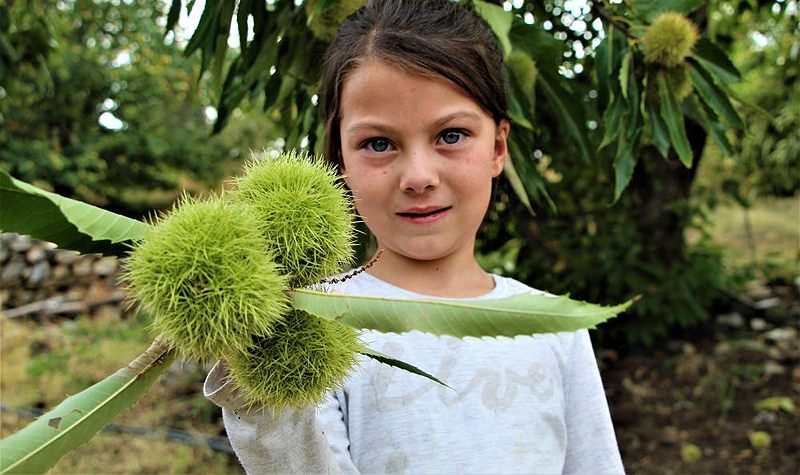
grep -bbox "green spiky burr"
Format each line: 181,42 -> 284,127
641,12 -> 699,68
226,309 -> 362,409
232,151 -> 355,287
123,195 -> 288,361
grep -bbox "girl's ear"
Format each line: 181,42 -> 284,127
491,119 -> 511,177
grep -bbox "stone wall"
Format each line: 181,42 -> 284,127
0,233 -> 127,319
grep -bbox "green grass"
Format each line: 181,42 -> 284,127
689,195 -> 799,280
0,314 -> 243,474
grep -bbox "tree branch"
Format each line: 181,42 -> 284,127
593,3 -> 637,40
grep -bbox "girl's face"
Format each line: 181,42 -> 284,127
339,59 -> 509,265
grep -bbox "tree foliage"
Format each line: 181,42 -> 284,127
706,0 -> 799,200
165,0 -> 762,346
0,0 -> 269,217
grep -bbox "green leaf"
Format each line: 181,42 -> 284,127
509,21 -> 566,73
502,156 -> 536,217
0,341 -> 176,475
623,63 -> 642,142
165,0 -> 182,34
184,0 -> 220,58
599,92 -> 625,150
754,397 -> 796,414
237,0 -> 254,51
630,0 -> 704,21
691,96 -> 735,157
290,290 -> 632,338
473,0 -> 513,56
619,50 -> 633,100
692,38 -> 741,85
0,170 -> 148,256
211,0 -> 236,94
538,71 -> 593,163
646,96 -> 671,158
613,135 -> 637,203
359,348 -> 451,388
687,61 -> 743,129
507,99 -> 535,130
657,71 -> 693,167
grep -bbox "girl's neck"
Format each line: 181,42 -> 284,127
363,248 -> 494,298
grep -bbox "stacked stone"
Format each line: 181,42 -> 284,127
0,233 -> 126,319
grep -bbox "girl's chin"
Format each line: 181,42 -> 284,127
378,242 -> 461,263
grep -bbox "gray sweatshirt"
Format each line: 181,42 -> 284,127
204,273 -> 625,474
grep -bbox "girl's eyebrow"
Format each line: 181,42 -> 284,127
432,111 -> 482,129
345,110 -> 482,136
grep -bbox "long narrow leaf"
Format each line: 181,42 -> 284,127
359,348 -> 451,388
0,341 -> 176,475
688,61 -> 743,128
599,92 -> 625,150
502,158 -> 536,217
657,71 -> 693,168
646,90 -> 671,158
0,170 -> 148,256
473,0 -> 513,56
538,71 -> 592,163
291,290 -> 632,338
692,38 -> 741,85
613,135 -> 637,203
165,0 -> 182,33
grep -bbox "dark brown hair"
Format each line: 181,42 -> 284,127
319,0 -> 509,169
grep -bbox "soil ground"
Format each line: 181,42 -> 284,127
605,278 -> 799,474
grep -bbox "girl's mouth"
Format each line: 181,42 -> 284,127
397,206 -> 452,223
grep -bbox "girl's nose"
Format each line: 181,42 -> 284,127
398,149 -> 440,193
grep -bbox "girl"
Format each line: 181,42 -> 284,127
205,0 -> 624,473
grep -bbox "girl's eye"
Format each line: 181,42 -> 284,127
365,138 -> 391,153
440,129 -> 465,145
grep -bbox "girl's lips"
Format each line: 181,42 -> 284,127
396,206 -> 452,224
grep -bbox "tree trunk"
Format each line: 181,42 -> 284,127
628,119 -> 707,264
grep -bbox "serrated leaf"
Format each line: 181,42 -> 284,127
687,61 -> 743,129
600,93 -> 625,150
657,71 -> 693,167
691,96 -> 735,157
473,0 -> 513,56
623,65 -> 642,142
613,134 -> 637,202
0,341 -> 176,475
290,290 -> 632,338
359,348 -> 451,388
0,170 -> 148,256
646,96 -> 671,158
692,38 -> 741,85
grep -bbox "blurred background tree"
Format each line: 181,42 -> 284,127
1,0 -> 796,348
0,0 -> 278,217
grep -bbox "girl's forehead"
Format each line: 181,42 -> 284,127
339,59 -> 487,123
